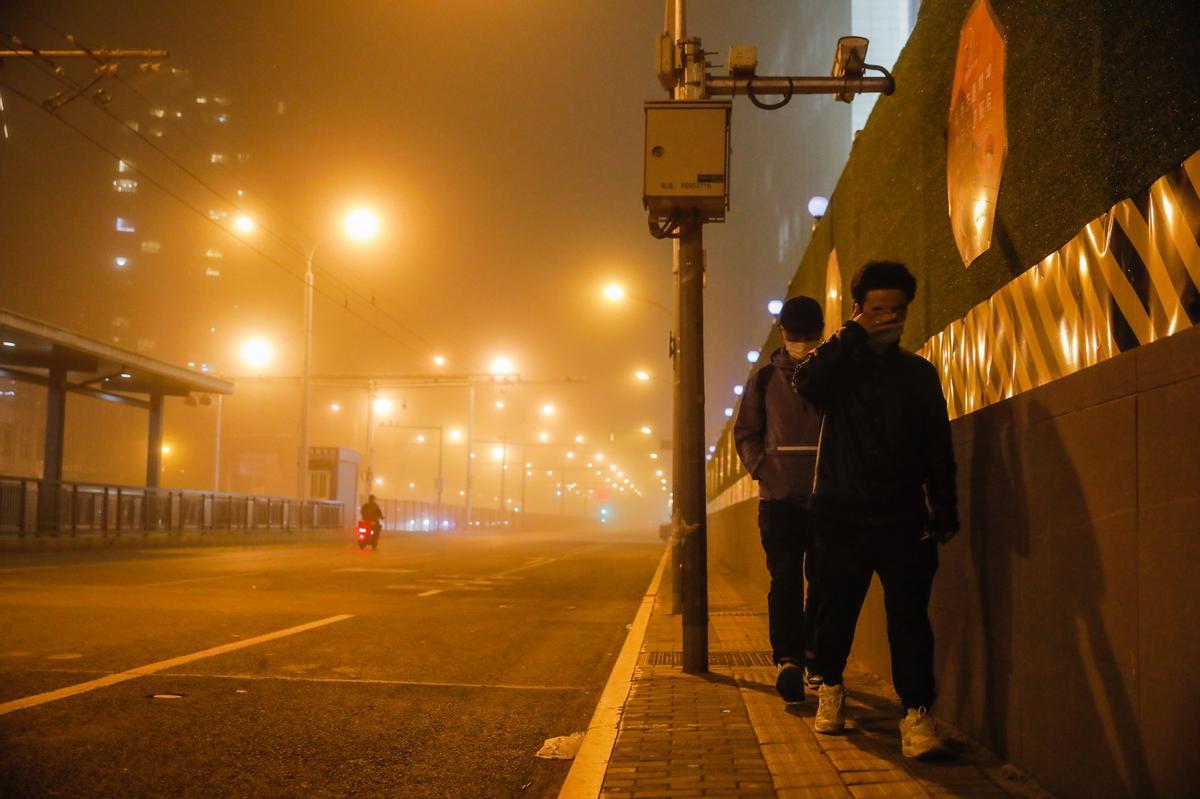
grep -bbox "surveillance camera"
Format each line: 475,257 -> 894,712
831,36 -> 869,102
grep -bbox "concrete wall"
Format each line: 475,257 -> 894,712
707,324 -> 1200,798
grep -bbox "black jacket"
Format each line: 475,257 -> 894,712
790,321 -> 958,531
734,348 -> 823,504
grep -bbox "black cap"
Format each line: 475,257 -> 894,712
779,296 -> 823,337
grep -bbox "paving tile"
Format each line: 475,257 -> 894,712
775,787 -> 854,799
600,568 -> 1042,799
847,783 -> 931,798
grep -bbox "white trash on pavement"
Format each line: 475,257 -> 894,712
536,732 -> 585,760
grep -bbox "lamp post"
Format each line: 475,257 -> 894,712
299,206 -> 382,506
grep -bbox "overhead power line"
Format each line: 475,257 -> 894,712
0,77 -> 427,358
3,25 -> 438,356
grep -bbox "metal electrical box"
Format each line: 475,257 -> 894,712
643,100 -> 731,223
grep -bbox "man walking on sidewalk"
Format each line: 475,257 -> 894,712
790,261 -> 958,759
734,296 -> 825,703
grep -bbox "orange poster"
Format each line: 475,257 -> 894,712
947,0 -> 1007,268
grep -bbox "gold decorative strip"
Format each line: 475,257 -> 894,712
919,149 -> 1200,419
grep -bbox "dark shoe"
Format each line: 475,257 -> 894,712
775,661 -> 806,702
805,668 -> 824,692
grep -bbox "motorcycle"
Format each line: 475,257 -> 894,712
355,519 -> 381,550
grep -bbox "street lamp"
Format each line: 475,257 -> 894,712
239,337 -> 274,371
234,214 -> 255,234
344,207 -> 381,242
300,205 -> 382,503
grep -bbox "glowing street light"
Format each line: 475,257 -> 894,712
634,370 -> 651,382
433,355 -> 446,367
767,299 -> 783,316
343,207 -> 381,243
448,428 -> 463,442
602,283 -> 626,303
490,356 -> 516,375
640,426 -> 653,435
234,214 -> 255,234
330,402 -> 341,412
538,431 -> 550,443
239,337 -> 273,370
541,403 -> 556,416
746,349 -> 760,363
373,397 -> 394,414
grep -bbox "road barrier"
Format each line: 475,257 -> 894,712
0,474 -> 342,538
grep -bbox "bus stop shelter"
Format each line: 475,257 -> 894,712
0,309 -> 233,490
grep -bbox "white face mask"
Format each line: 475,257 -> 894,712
867,322 -> 905,352
784,340 -> 818,361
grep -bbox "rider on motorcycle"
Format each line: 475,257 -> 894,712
360,494 -> 384,537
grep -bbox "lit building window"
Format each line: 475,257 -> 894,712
117,159 -> 131,173
140,240 -> 161,254
114,257 -> 129,269
212,96 -> 229,106
210,153 -> 226,164
113,178 -> 138,193
116,217 -> 135,233
196,96 -> 208,104
205,248 -> 223,259
150,128 -> 164,138
126,120 -> 139,132
215,114 -> 229,124
149,107 -> 165,118
205,267 -> 221,278
236,152 -> 249,162
207,210 -> 228,220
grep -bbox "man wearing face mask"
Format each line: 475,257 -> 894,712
734,295 -> 825,703
790,261 -> 958,760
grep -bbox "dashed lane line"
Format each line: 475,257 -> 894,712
416,589 -> 444,597
0,614 -> 353,717
137,572 -> 259,588
164,672 -> 589,692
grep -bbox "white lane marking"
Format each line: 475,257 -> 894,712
557,548 -> 667,799
0,614 -> 353,717
137,573 -> 256,588
331,568 -> 418,574
416,589 -> 443,597
163,672 -> 587,692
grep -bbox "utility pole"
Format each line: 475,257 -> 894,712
647,0 -> 894,674
465,384 -> 475,528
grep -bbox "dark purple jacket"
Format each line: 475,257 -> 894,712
734,348 -> 823,504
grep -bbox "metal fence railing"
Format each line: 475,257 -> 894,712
0,475 -> 343,537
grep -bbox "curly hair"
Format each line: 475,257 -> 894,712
850,261 -> 917,305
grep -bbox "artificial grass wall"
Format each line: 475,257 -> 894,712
784,0 -> 1200,347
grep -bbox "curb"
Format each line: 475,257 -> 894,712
557,547 -> 668,799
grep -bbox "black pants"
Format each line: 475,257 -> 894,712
811,520 -> 938,710
757,500 -> 818,667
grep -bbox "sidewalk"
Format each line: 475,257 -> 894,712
596,567 -> 1051,799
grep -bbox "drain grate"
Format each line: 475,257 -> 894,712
644,650 -> 774,667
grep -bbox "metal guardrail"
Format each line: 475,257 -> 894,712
0,475 -> 343,537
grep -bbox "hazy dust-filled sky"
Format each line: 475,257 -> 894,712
0,1 -> 846,518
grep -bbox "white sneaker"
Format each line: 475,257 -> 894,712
900,707 -> 947,759
814,683 -> 846,733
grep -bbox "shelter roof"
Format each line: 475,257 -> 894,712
0,309 -> 233,399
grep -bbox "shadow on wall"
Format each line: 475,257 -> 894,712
944,395 -> 1155,797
